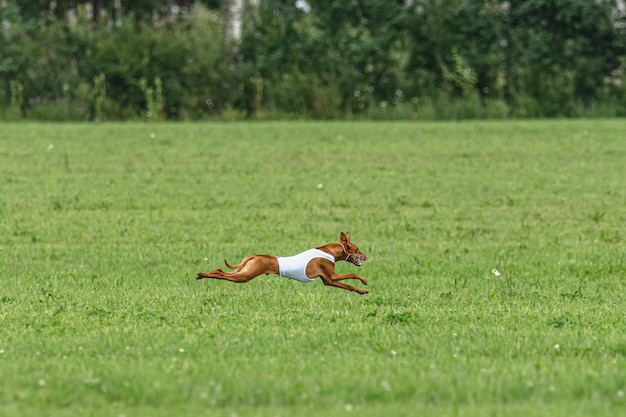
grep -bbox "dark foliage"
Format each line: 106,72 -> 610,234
1,0 -> 624,120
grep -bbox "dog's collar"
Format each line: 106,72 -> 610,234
340,243 -> 351,261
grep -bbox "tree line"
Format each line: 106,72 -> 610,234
1,0 -> 625,121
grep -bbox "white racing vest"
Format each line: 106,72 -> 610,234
277,248 -> 335,283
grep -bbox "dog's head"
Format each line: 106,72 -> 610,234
340,232 -> 368,267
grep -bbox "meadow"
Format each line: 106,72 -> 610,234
0,120 -> 625,416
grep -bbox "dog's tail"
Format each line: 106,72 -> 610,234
224,256 -> 254,270
224,259 -> 237,269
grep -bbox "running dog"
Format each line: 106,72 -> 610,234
196,232 -> 369,294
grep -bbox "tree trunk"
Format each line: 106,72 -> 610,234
223,0 -> 244,43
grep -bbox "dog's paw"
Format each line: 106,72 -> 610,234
359,289 -> 369,295
196,272 -> 206,280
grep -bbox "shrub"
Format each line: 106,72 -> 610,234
26,99 -> 88,121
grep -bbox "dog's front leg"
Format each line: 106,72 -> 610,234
321,277 -> 369,294
330,273 -> 368,286
307,260 -> 369,294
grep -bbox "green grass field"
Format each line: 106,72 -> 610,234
1,120 -> 625,416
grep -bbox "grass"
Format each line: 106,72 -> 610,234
1,120 -> 625,416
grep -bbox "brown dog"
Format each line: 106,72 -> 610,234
197,232 -> 369,294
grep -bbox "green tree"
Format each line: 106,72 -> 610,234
506,0 -> 625,114
403,1 -> 507,99
239,0 -> 410,115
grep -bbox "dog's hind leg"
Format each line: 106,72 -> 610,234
196,269 -> 255,283
197,255 -> 279,283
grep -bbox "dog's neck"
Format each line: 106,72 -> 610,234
317,243 -> 350,262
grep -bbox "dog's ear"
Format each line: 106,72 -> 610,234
340,232 -> 350,244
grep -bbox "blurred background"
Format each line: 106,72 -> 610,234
1,0 -> 625,121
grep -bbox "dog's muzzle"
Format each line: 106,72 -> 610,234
351,254 -> 368,267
